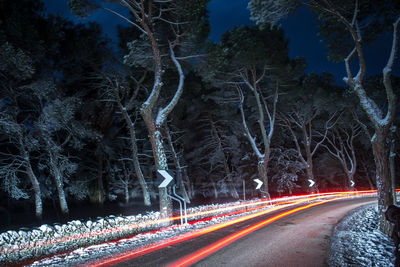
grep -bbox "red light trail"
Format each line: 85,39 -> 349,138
84,191 -> 376,266
167,195 -> 354,267
5,190 -> 378,267
83,197 -> 322,267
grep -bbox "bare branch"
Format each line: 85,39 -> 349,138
102,7 -> 147,36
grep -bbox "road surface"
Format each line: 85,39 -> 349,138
110,197 -> 375,267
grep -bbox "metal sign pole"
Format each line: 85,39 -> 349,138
167,191 -> 183,225
173,185 -> 187,224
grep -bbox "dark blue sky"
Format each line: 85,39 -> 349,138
207,0 -> 397,84
43,0 -> 397,84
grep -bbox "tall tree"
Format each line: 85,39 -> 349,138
323,119 -> 361,190
278,73 -> 340,192
98,71 -> 152,206
69,0 -> 210,219
203,25 -> 304,198
248,0 -> 400,227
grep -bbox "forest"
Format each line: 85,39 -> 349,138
0,0 -> 399,231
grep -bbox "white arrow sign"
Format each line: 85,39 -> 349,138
350,180 -> 355,187
308,179 -> 315,187
158,170 -> 173,188
254,178 -> 263,190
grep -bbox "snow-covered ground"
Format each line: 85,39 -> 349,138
328,204 -> 396,267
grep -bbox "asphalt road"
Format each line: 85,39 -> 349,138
113,197 -> 376,267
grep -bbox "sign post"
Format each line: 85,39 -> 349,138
157,170 -> 187,225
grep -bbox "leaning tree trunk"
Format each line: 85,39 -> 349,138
25,163 -> 42,221
165,125 -> 190,203
117,94 -> 151,206
183,168 -> 193,200
48,151 -> 69,216
130,130 -> 151,206
53,169 -> 69,216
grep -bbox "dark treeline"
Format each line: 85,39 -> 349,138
0,0 -> 399,229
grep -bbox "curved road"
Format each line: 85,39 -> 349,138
109,197 -> 375,267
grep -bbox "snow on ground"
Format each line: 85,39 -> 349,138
328,204 -> 396,267
27,200 -> 273,266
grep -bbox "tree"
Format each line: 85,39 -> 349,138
279,104 -> 336,192
164,123 -> 191,202
323,119 -> 361,190
203,25 -> 303,198
0,111 -> 42,220
69,0 -> 210,220
99,71 -> 152,206
248,0 -> 400,228
0,8 -> 43,218
269,148 -> 303,195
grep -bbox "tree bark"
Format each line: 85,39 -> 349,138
372,132 -> 394,213
121,104 -> 151,206
165,125 -> 190,203
97,155 -> 105,206
258,160 -> 270,198
48,150 -> 69,216
25,163 -> 42,221
389,135 -> 396,202
143,123 -> 172,221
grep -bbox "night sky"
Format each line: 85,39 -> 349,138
42,0 -> 397,84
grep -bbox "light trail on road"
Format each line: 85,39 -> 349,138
4,190 -> 377,257
85,191 -> 376,266
84,196 -> 322,267
167,195 -> 353,267
9,190 -> 377,267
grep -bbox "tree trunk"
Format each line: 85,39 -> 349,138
131,147 -> 151,206
118,100 -> 151,206
164,125 -> 190,203
146,126 -> 172,221
48,151 -> 69,216
183,168 -> 193,200
223,158 -> 239,199
97,155 -> 105,206
124,180 -> 130,204
305,162 -> 318,193
210,176 -> 218,199
54,172 -> 69,215
258,160 -> 270,199
389,137 -> 396,202
372,133 -> 394,217
343,169 -> 355,191
25,164 -> 42,221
